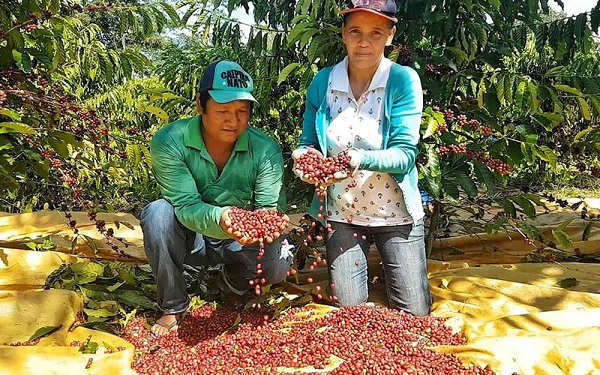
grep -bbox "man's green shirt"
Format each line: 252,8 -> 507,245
150,115 -> 285,239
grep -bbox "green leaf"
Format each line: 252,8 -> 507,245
523,193 -> 546,206
582,221 -> 594,241
426,146 -> 441,177
473,161 -> 496,195
554,84 -> 582,96
78,336 -> 99,354
115,220 -> 135,230
519,223 -> 541,240
455,171 -> 478,198
441,178 -> 460,201
71,262 -> 105,281
505,140 -> 524,164
118,290 -> 155,309
47,136 -> 69,158
419,164 -> 441,200
557,218 -> 575,232
501,198 -> 517,218
511,195 -> 536,218
287,22 -> 309,44
422,114 -> 438,139
0,122 -> 36,135
87,300 -> 119,313
516,125 -> 538,143
540,112 -> 563,125
29,324 -> 63,342
496,74 -> 505,105
477,77 -> 486,108
577,97 -> 591,120
521,143 -> 535,163
515,80 -> 527,110
106,280 -> 126,292
84,308 -> 118,318
488,0 -> 500,8
553,277 -> 579,288
13,50 -> 32,73
25,242 -> 38,250
79,287 -> 114,302
159,1 -> 180,23
574,127 -> 594,141
0,109 -> 21,121
537,145 -> 557,169
277,63 -> 300,85
552,229 -> 573,249
445,46 -> 468,64
32,160 -> 49,179
145,105 -> 169,122
51,130 -> 83,148
117,267 -> 137,286
527,82 -> 539,113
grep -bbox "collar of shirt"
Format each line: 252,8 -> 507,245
183,115 -> 250,154
330,56 -> 393,94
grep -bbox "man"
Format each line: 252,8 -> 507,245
140,60 -> 293,336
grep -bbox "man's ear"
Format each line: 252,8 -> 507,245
196,93 -> 203,115
386,26 -> 396,46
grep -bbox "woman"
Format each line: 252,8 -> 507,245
292,0 -> 431,315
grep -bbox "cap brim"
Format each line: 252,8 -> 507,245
339,8 -> 398,23
208,90 -> 257,104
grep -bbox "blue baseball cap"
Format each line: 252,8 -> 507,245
340,0 -> 398,23
199,60 -> 257,104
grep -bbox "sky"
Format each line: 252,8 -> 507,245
230,4 -> 255,40
549,0 -> 597,15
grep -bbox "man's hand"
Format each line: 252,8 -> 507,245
291,148 -> 323,185
220,208 -> 290,245
220,208 -> 256,245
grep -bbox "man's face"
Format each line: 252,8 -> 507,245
342,12 -> 395,71
198,96 -> 251,146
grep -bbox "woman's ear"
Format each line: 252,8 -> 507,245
386,25 -> 396,46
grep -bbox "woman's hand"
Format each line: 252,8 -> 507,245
331,149 -> 361,181
291,148 -> 323,185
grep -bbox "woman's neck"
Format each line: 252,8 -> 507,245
346,57 -> 382,100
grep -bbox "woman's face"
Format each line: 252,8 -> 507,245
342,12 -> 396,71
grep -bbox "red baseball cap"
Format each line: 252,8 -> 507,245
339,0 -> 398,23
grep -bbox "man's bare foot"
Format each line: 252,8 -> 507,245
151,313 -> 183,336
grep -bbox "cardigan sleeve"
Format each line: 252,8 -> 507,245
298,69 -> 331,152
357,65 -> 423,175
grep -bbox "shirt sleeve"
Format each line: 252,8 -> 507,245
150,134 -> 230,239
358,66 -> 423,175
253,148 -> 285,211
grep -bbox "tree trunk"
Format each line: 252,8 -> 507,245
425,200 -> 441,259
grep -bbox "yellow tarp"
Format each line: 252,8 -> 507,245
0,212 -> 138,375
1,208 -> 600,375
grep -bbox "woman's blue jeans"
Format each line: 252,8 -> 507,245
140,199 -> 293,314
326,219 -> 432,316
